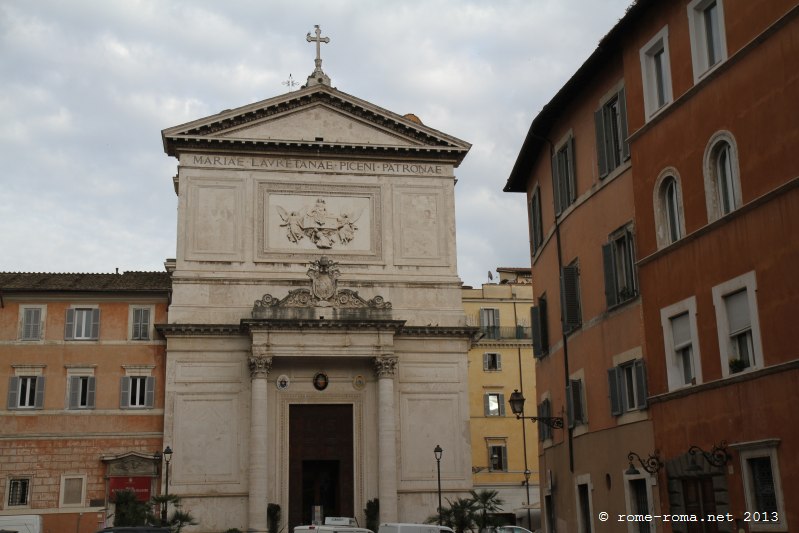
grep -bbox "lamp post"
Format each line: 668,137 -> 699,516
508,389 -> 564,428
523,468 -> 532,529
161,446 -> 173,526
434,445 -> 443,526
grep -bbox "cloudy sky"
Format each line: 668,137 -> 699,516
0,0 -> 631,287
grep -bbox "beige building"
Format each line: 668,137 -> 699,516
158,40 -> 476,532
462,268 -> 539,529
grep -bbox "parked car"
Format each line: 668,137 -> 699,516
379,524 -> 455,533
95,527 -> 172,533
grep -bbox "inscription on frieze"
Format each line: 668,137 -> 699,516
183,154 -> 449,176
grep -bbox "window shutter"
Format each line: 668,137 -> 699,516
33,377 -> 45,409
501,447 -> 508,471
566,136 -> 576,203
608,367 -> 622,416
483,394 -> 492,416
145,377 -> 155,408
120,377 -> 130,409
69,376 -> 80,409
531,306 -> 543,357
23,308 -> 41,340
618,87 -> 630,161
602,242 -> 619,308
566,381 -> 575,428
483,353 -> 489,370
65,309 -> 75,340
7,377 -> 19,410
496,354 -> 502,371
571,379 -> 584,424
90,309 -> 100,339
141,308 -> 150,339
87,377 -> 96,409
634,359 -> 648,409
132,308 -> 141,339
498,394 -> 506,416
561,265 -> 581,331
552,152 -> 562,215
542,399 -> 552,440
595,108 -> 608,178
536,400 -> 547,441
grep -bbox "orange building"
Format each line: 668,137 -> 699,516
506,1 -> 799,531
0,272 -> 170,533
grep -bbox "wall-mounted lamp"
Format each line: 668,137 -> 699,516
687,441 -> 730,470
626,450 -> 663,475
508,390 -> 564,429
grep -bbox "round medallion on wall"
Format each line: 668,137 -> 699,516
276,375 -> 290,391
313,372 -> 329,391
352,374 -> 366,391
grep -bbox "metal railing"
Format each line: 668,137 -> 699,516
479,326 -> 532,340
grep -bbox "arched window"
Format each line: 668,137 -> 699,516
703,131 -> 741,222
663,177 -> 682,243
654,168 -> 685,249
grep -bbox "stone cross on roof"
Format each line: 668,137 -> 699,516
305,25 -> 331,87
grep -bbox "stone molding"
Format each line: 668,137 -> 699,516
156,324 -> 243,337
374,356 -> 399,378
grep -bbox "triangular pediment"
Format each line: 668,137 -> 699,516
162,84 -> 470,164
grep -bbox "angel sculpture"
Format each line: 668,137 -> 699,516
276,206 -> 305,243
336,208 -> 364,245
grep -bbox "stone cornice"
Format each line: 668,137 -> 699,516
242,318 -> 406,332
398,326 -> 481,340
155,324 -> 243,337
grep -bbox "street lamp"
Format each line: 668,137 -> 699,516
161,446 -> 173,525
434,445 -> 443,526
523,469 -> 532,528
508,389 -> 564,428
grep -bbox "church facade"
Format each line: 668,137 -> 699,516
158,47 -> 475,531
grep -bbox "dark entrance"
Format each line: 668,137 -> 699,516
289,404 -> 354,530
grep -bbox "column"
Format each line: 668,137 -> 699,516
248,348 -> 272,533
374,356 -> 399,522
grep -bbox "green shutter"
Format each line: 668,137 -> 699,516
145,377 -> 155,408
69,376 -> 80,409
634,359 -> 648,409
595,108 -> 608,178
618,87 -> 630,161
561,265 -> 581,331
608,367 -> 622,416
120,377 -> 130,409
602,242 -> 619,308
566,137 -> 576,204
552,152 -> 562,215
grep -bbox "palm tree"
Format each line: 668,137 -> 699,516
469,489 -> 505,532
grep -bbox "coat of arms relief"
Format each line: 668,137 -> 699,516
276,198 -> 364,249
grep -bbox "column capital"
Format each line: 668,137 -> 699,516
249,349 -> 273,379
374,356 -> 399,378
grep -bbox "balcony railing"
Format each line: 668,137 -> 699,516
479,326 -> 532,340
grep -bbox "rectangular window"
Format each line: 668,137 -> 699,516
530,186 -> 544,254
670,313 -> 694,385
68,376 -> 96,410
688,0 -> 727,81
538,398 -> 553,441
483,352 -> 501,371
738,444 -> 786,530
480,308 -> 500,339
561,262 -> 582,333
603,226 -> 637,308
595,87 -> 630,178
640,27 -> 673,119
7,376 -> 45,410
131,307 -> 151,340
567,378 -> 586,428
7,477 -> 31,507
21,307 -> 43,340
531,296 -> 549,358
488,444 -> 508,472
552,136 -> 576,215
60,475 -> 85,507
484,392 -> 505,417
609,360 -> 647,416
65,308 -> 100,340
627,478 -> 653,533
713,272 -> 762,377
120,376 -> 155,409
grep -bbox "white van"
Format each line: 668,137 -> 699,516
294,519 -> 374,533
378,523 -> 455,533
0,514 -> 41,533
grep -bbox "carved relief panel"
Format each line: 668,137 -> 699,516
257,181 -> 382,262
